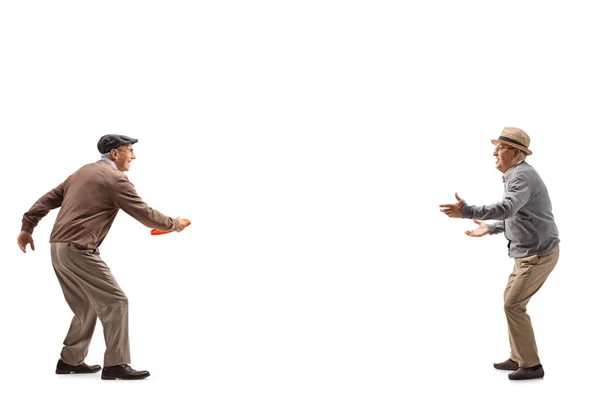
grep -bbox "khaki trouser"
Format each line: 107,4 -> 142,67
50,243 -> 130,367
504,246 -> 559,368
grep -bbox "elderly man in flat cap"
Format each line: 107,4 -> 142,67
439,127 -> 559,381
17,134 -> 188,380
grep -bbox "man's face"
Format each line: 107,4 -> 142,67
493,144 -> 520,173
111,144 -> 136,172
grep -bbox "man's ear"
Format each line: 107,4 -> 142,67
513,148 -> 521,159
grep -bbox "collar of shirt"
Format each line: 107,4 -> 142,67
101,156 -> 117,169
502,160 -> 526,182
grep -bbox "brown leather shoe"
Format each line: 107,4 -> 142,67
56,359 -> 101,374
493,358 -> 519,371
508,364 -> 544,380
101,364 -> 150,380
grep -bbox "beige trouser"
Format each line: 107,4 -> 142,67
504,246 -> 559,368
50,243 -> 130,367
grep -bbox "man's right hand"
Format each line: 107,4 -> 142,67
17,231 -> 35,253
174,217 -> 188,232
464,220 -> 489,237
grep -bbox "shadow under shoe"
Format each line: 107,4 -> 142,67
508,364 -> 544,380
493,358 -> 519,371
101,364 -> 150,380
56,359 -> 102,374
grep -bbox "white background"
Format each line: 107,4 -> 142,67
1,1 -> 598,399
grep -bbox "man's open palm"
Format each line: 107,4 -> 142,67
465,220 -> 489,237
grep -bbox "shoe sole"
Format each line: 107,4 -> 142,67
101,373 -> 151,380
56,370 -> 101,375
508,374 -> 544,380
494,367 -> 518,371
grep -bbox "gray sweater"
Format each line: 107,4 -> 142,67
461,161 -> 559,258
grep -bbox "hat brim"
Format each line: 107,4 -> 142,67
491,139 -> 532,155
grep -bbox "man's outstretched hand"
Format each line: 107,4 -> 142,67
17,231 -> 35,253
174,217 -> 189,232
464,220 -> 489,237
439,192 -> 466,218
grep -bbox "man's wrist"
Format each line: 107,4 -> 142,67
461,204 -> 474,219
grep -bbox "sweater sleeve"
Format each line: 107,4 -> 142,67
21,181 -> 66,234
462,175 -> 532,221
486,221 -> 505,234
111,175 -> 179,231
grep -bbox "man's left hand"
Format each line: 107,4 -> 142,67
439,192 -> 466,218
17,231 -> 35,253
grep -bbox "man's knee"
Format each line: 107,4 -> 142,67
105,295 -> 128,314
504,301 -> 525,314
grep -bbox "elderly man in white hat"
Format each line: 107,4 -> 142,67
439,127 -> 560,381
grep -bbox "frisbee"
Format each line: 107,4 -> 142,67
151,219 -> 191,235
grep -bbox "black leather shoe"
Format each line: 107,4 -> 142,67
493,358 -> 519,371
101,364 -> 150,380
508,364 -> 544,380
56,359 -> 101,374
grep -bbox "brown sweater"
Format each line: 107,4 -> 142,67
22,160 -> 178,250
